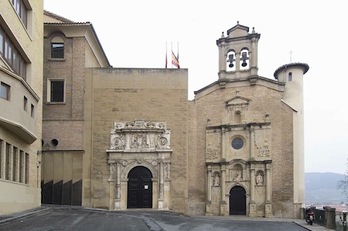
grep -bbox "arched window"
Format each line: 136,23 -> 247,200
226,50 -> 236,71
51,36 -> 64,59
240,48 -> 249,69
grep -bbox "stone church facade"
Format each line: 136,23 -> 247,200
42,12 -> 309,219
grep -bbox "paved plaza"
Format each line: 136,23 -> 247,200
0,206 -> 332,231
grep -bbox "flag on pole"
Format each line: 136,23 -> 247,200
171,51 -> 180,69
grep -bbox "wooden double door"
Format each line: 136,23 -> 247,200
127,166 -> 153,208
229,186 -> 246,215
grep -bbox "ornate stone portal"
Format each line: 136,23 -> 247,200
107,120 -> 172,210
205,122 -> 273,217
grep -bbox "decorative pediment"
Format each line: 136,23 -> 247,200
225,96 -> 250,108
109,120 -> 171,152
227,23 -> 249,38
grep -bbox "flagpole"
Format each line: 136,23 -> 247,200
165,42 -> 168,68
177,42 -> 180,69
171,41 -> 173,68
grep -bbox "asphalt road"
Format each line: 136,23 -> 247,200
0,206 -> 310,231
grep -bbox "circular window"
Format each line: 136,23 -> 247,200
232,137 -> 244,150
51,139 -> 59,146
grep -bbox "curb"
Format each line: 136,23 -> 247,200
0,206 -> 51,225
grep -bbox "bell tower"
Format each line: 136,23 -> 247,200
216,22 -> 261,80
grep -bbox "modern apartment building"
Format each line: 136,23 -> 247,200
0,0 -> 43,214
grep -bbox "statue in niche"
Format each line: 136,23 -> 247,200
234,170 -> 242,182
213,172 -> 220,186
256,172 -> 264,185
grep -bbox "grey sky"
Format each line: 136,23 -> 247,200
44,0 -> 348,174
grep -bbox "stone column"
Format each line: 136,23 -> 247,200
250,37 -> 258,75
108,160 -> 116,210
115,161 -> 121,210
207,165 -> 212,202
220,165 -> 227,216
235,52 -> 240,72
221,128 -> 226,160
206,165 -> 212,215
265,162 -> 272,217
265,163 -> 271,202
164,161 -> 171,210
158,161 -> 164,209
218,42 -> 226,72
249,126 -> 255,158
250,168 -> 255,202
249,166 -> 257,217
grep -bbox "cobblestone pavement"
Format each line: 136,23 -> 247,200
0,206 -> 334,231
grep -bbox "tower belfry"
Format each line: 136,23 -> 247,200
216,22 -> 260,80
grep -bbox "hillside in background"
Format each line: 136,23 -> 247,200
305,172 -> 347,205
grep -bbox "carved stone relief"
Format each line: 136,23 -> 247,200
253,129 -> 271,158
109,120 -> 171,152
206,143 -> 218,160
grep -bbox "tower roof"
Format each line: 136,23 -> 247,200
273,63 -> 309,79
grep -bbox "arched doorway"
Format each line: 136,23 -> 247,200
127,166 -> 153,208
229,186 -> 246,215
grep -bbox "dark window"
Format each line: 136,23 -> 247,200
51,43 -> 64,58
25,153 -> 29,184
12,147 -> 18,182
31,104 -> 34,117
19,150 -> 24,183
5,143 -> 10,180
288,72 -> 293,82
0,27 -> 3,56
0,140 -> 3,179
11,0 -> 28,27
24,96 -> 27,111
0,82 -> 10,100
232,137 -> 244,150
0,25 -> 26,79
50,80 -> 65,102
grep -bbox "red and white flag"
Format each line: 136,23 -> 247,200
171,51 -> 180,69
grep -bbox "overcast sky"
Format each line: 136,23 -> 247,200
44,0 -> 348,174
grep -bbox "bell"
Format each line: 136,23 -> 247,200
241,61 -> 247,67
227,54 -> 235,68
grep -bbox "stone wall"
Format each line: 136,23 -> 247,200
84,68 -> 189,213
190,78 -> 295,217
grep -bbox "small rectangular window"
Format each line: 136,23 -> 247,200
11,0 -> 28,27
0,82 -> 10,100
25,153 -> 29,184
0,27 -> 3,56
12,146 -> 18,182
50,80 -> 65,102
0,25 -> 26,79
31,104 -> 34,117
24,96 -> 27,111
19,150 -> 24,183
5,143 -> 10,180
0,140 -> 3,179
51,43 -> 64,58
